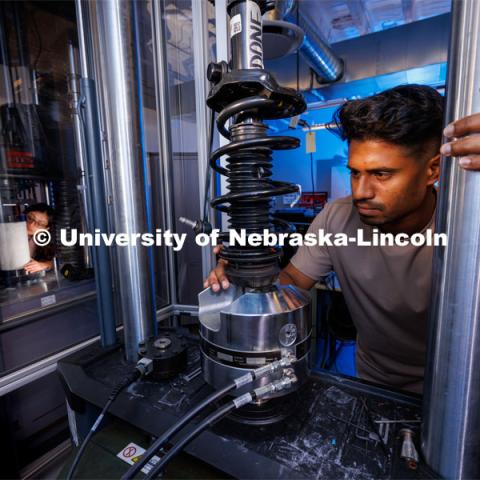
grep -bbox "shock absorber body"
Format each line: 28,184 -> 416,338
199,0 -> 312,418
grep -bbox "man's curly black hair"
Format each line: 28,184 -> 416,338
331,84 -> 444,158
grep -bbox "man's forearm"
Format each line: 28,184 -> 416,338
279,269 -> 297,285
278,263 -> 317,290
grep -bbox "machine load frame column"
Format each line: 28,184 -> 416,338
422,1 -> 480,478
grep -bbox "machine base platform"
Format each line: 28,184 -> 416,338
58,340 -> 437,479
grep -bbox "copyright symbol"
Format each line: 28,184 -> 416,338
33,229 -> 51,247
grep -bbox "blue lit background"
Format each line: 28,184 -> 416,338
266,61 -> 447,377
267,62 -> 447,203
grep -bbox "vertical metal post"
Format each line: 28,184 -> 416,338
74,0 -> 116,347
87,0 -> 156,361
214,0 -> 230,232
131,0 -> 158,334
192,0 -> 215,277
67,42 -> 92,269
422,1 -> 480,478
150,0 -> 177,306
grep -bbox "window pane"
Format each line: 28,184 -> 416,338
0,1 -> 98,374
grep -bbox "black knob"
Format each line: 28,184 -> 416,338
194,220 -> 212,235
138,340 -> 147,355
207,61 -> 226,84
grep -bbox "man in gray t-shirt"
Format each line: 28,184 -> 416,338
205,85 -> 480,394
290,194 -> 435,393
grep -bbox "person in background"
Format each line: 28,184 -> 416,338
24,203 -> 55,274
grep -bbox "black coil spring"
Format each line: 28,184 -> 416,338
210,96 -> 301,286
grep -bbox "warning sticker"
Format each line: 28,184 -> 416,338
117,442 -> 161,474
117,443 -> 144,465
230,14 -> 242,37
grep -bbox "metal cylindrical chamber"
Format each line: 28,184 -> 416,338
199,284 -> 311,398
87,0 -> 155,361
422,1 -> 480,478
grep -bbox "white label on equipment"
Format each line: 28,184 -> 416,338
41,294 -> 56,307
140,455 -> 161,475
117,442 -> 161,474
230,14 -> 242,37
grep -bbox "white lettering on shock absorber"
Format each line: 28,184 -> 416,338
248,1 -> 263,69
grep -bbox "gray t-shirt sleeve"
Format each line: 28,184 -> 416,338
290,204 -> 333,280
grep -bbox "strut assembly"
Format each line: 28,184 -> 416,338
198,0 -> 312,422
207,0 -> 306,288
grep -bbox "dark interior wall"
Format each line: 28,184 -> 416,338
0,372 -> 69,477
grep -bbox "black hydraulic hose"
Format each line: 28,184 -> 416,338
144,402 -> 237,480
121,382 -> 237,479
144,373 -> 297,480
66,369 -> 141,480
123,358 -> 293,478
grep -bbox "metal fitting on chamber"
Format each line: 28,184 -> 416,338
253,369 -> 298,398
